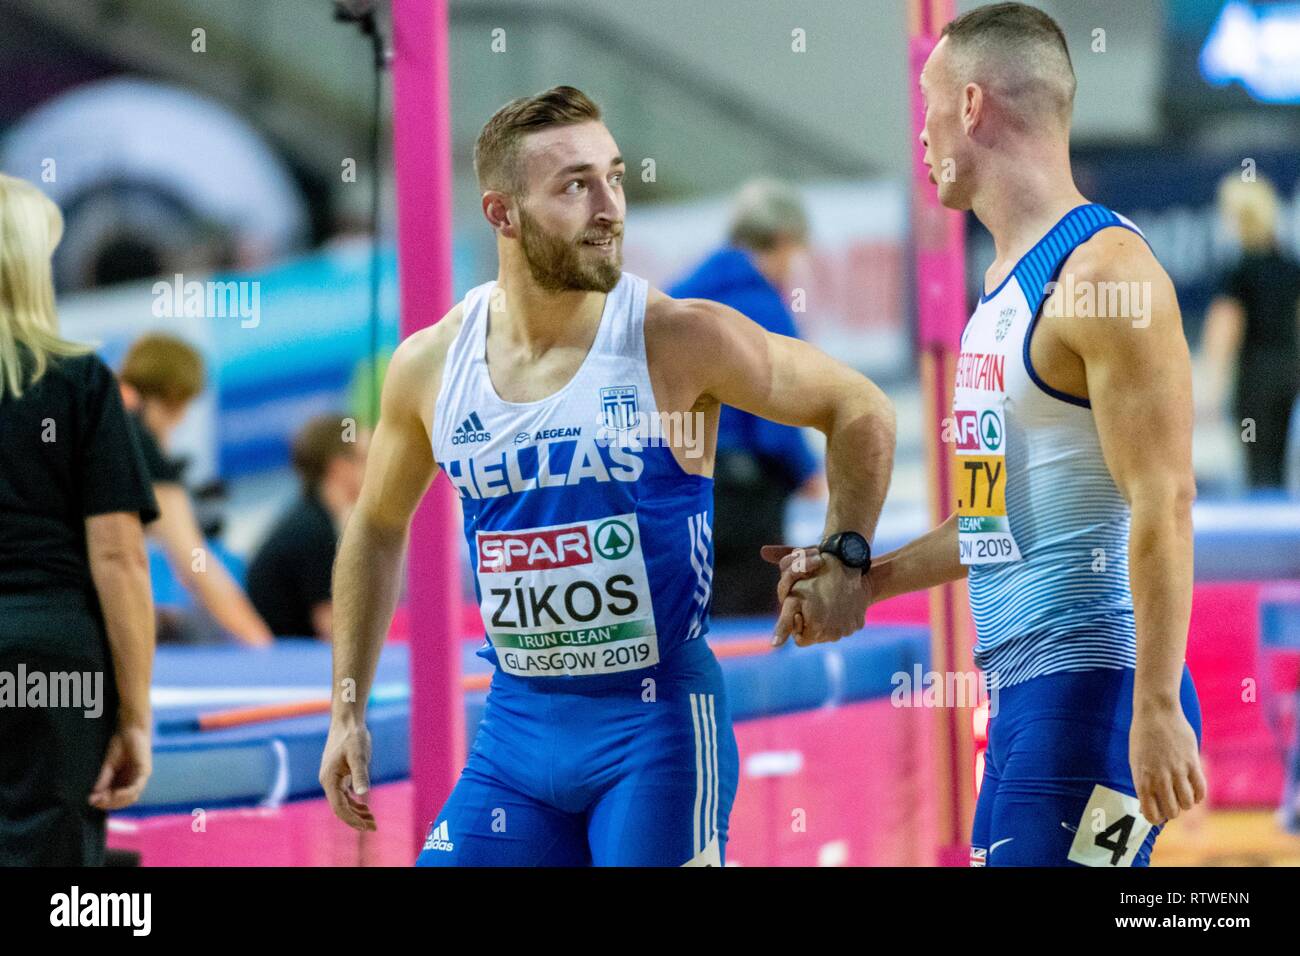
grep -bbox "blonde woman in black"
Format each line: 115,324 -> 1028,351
0,174 -> 158,865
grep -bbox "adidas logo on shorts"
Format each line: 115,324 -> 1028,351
451,411 -> 491,445
423,820 -> 454,852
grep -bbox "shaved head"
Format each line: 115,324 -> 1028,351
940,2 -> 1076,129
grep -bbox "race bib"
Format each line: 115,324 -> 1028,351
475,513 -> 659,677
953,396 -> 1021,565
1067,784 -> 1153,867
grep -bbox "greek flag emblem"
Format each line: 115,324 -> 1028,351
600,385 -> 639,430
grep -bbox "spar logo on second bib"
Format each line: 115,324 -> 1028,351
979,410 -> 1002,451
953,408 -> 1004,452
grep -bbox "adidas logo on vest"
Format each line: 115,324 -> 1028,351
423,820 -> 454,852
451,411 -> 491,445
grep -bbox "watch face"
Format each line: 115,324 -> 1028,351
841,535 -> 868,566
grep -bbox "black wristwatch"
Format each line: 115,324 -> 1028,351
819,531 -> 872,573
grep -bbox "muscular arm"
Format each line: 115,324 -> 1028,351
1058,230 -> 1205,824
322,317 -> 449,830
649,295 -> 896,543
648,294 -> 895,643
1059,233 -> 1197,710
330,326 -> 443,721
151,483 -> 272,646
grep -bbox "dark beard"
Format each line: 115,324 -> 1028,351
517,206 -> 622,293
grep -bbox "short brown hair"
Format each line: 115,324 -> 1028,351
291,413 -> 355,490
120,333 -> 205,407
941,2 -> 1076,124
474,86 -> 602,194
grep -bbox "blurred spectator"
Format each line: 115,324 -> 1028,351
119,333 -> 272,646
0,174 -> 156,864
1203,175 -> 1300,490
668,178 -> 822,616
247,414 -> 368,640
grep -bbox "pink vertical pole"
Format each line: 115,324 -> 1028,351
907,0 -> 975,867
391,0 -> 463,857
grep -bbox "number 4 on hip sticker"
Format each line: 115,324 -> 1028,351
1067,784 -> 1153,867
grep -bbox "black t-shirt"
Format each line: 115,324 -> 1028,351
247,492 -> 337,638
126,410 -> 187,485
1218,248 -> 1300,399
0,350 -> 159,654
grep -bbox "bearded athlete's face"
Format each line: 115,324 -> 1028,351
512,121 -> 626,293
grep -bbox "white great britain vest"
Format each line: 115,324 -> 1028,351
954,204 -> 1148,689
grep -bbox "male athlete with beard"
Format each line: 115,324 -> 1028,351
318,86 -> 895,865
772,3 -> 1205,867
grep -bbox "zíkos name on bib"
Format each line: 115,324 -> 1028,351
477,513 -> 659,677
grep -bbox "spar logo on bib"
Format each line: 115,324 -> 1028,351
953,409 -> 1003,453
478,524 -> 591,572
953,397 -> 1021,565
475,514 -> 660,677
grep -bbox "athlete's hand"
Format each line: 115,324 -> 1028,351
761,544 -> 822,607
762,545 -> 817,644
763,545 -> 871,646
320,718 -> 377,832
1129,701 -> 1206,826
771,551 -> 867,647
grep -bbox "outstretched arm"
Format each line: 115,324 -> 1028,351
765,512 -> 969,644
854,512 -> 966,602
